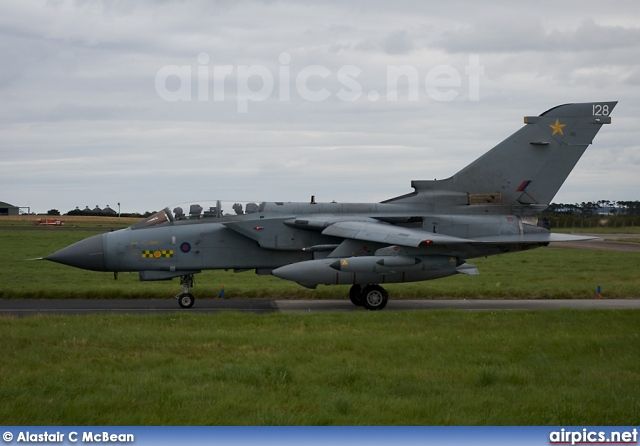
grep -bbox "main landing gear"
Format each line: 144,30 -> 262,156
177,274 -> 195,308
349,284 -> 389,311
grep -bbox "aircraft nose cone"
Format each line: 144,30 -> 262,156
46,234 -> 107,271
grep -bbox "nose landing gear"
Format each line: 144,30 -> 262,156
176,274 -> 195,308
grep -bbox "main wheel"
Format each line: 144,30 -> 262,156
349,284 -> 363,306
178,293 -> 195,309
361,284 -> 388,311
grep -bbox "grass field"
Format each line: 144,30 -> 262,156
1,221 -> 639,426
554,226 -> 640,235
0,310 -> 638,425
0,215 -> 139,229
1,227 -> 638,300
613,238 -> 640,243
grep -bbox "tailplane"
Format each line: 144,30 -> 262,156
394,102 -> 616,213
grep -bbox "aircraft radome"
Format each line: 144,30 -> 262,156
46,101 -> 617,310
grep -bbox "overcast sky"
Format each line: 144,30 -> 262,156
1,0 -> 639,214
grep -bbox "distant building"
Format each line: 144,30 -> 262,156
69,205 -> 120,216
0,201 -> 19,216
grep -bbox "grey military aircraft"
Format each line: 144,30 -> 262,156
46,101 -> 616,310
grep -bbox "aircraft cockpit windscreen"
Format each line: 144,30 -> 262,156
132,201 -> 265,229
132,207 -> 173,229
171,200 -> 265,220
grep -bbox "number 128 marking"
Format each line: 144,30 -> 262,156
593,104 -> 609,116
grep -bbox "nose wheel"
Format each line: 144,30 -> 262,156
178,293 -> 195,308
176,274 -> 196,308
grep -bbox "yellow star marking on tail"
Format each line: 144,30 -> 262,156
341,259 -> 348,266
549,119 -> 566,136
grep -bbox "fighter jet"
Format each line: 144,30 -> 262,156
46,101 -> 616,310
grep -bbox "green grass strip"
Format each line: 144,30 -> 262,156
0,310 -> 638,425
2,229 -> 639,299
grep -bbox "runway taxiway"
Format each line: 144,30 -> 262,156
1,298 -> 639,317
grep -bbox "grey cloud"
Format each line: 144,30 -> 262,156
382,30 -> 413,54
0,1 -> 638,213
548,19 -> 640,52
624,69 -> 640,86
355,30 -> 414,54
436,18 -> 640,53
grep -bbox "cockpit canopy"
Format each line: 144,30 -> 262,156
173,200 -> 264,219
132,200 -> 266,229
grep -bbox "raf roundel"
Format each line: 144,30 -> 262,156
180,242 -> 191,253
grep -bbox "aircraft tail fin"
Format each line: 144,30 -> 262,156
406,102 -> 616,211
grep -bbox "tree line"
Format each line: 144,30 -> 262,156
544,200 -> 640,216
45,200 -> 639,218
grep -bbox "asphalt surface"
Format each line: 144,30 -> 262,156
1,298 -> 639,316
3,227 -> 637,317
549,237 -> 640,252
